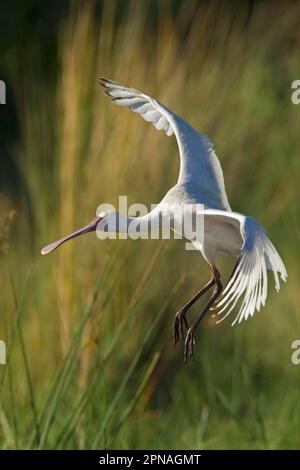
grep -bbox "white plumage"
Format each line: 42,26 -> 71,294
102,78 -> 230,211
41,77 -> 287,362
196,210 -> 287,325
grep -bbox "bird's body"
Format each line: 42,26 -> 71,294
41,78 -> 287,362
152,183 -> 241,263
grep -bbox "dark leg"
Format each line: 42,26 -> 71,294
210,259 -> 238,312
184,266 -> 222,363
173,278 -> 215,344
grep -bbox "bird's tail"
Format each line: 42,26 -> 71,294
215,216 -> 287,325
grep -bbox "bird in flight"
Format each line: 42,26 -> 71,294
41,78 -> 287,363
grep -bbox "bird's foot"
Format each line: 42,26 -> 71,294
184,328 -> 196,364
173,309 -> 189,344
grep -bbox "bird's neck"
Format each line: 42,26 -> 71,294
105,209 -> 164,236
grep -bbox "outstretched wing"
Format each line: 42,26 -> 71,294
199,209 -> 287,325
99,78 -> 231,211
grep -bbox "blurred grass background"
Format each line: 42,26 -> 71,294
0,0 -> 299,449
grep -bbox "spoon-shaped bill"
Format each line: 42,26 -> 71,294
41,216 -> 102,255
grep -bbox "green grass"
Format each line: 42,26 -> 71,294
0,0 -> 299,449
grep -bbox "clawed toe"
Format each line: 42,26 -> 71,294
173,310 -> 189,344
184,328 -> 196,364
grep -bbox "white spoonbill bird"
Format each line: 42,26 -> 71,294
41,78 -> 287,363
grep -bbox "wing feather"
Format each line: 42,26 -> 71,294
99,77 -> 231,211
198,209 -> 287,325
99,78 -> 174,137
